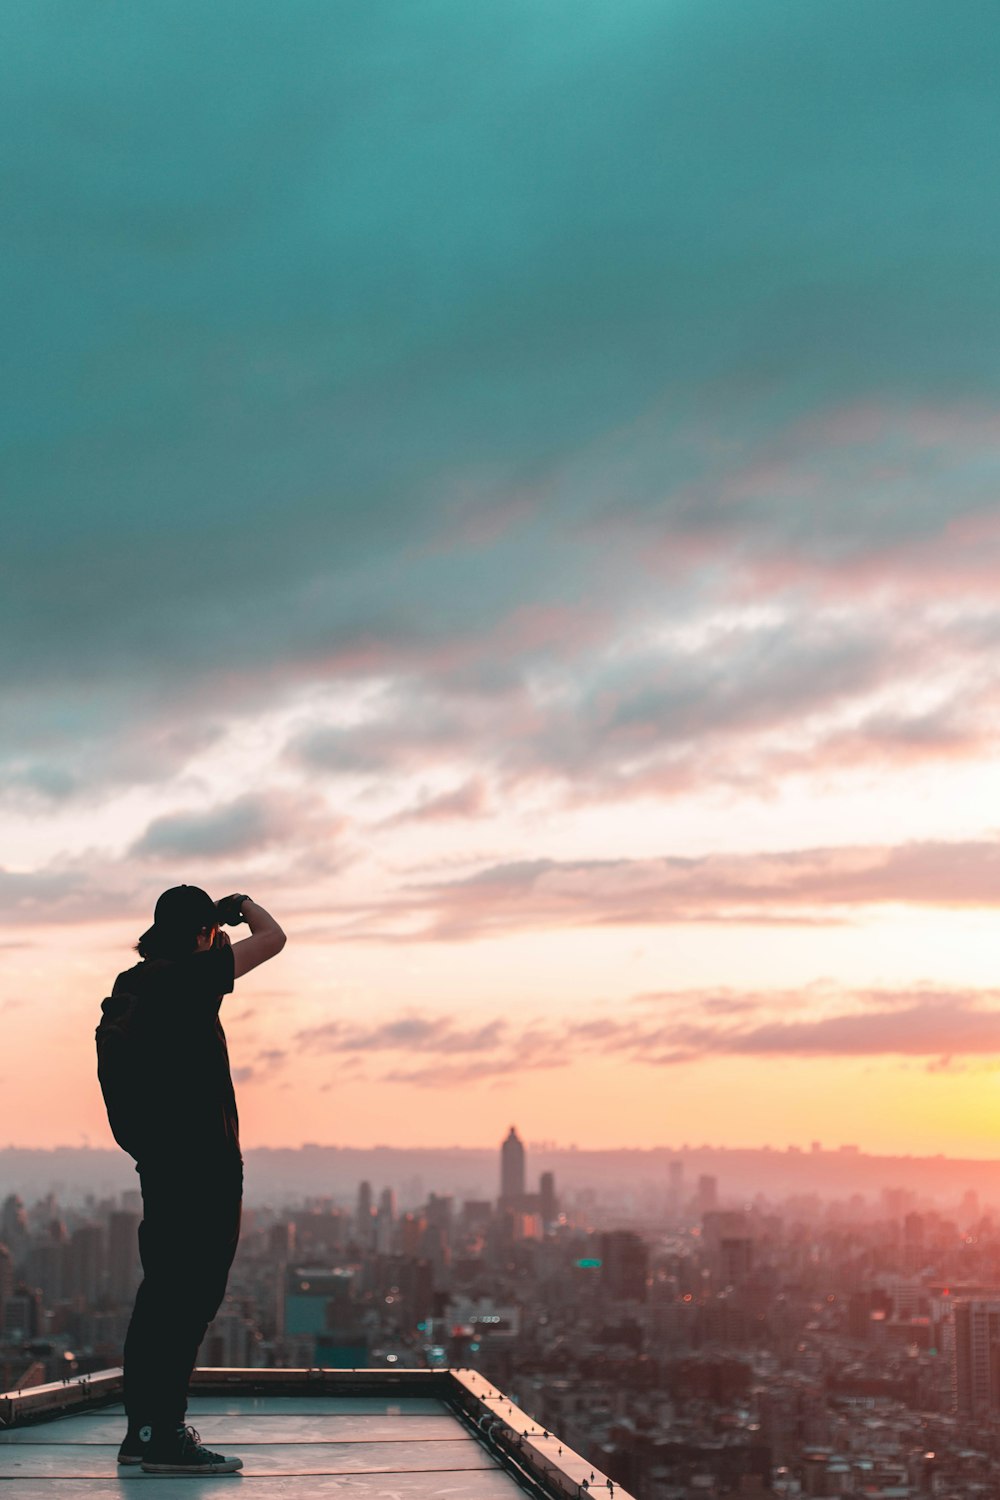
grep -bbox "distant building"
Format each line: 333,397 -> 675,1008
283,1266 -> 367,1367
202,1301 -> 260,1367
375,1188 -> 396,1254
599,1230 -> 648,1302
66,1225 -> 104,1304
293,1208 -> 346,1261
668,1160 -> 684,1213
354,1181 -> 375,1250
0,1196 -> 27,1256
539,1171 -> 558,1225
500,1127 -> 526,1207
107,1211 -> 140,1303
702,1211 -> 754,1286
268,1220 -> 296,1263
0,1243 -> 13,1318
953,1300 -> 1000,1415
461,1199 -> 493,1229
696,1175 -> 718,1214
2,1284 -> 42,1340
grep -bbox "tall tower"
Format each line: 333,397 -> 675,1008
355,1181 -> 374,1247
500,1127 -> 526,1207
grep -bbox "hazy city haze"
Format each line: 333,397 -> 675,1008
4,2 -> 1000,1153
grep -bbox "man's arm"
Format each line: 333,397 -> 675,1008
229,898 -> 286,979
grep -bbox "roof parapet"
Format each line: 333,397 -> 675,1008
0,1365 -> 635,1500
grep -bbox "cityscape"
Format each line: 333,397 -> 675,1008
8,1129 -> 1000,1497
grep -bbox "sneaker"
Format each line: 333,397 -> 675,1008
117,1423 -> 153,1465
140,1425 -> 243,1475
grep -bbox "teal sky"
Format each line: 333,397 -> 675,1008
5,2 -> 999,694
7,2 -> 1000,1150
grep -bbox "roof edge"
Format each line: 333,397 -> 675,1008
0,1366 -> 636,1499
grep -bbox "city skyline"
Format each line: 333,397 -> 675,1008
6,3 -> 1000,1155
8,1125 -> 1000,1496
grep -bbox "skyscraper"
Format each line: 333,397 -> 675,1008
375,1188 -> 396,1254
953,1300 -> 1000,1415
107,1211 -> 141,1303
66,1225 -> 104,1304
0,1243 -> 13,1316
355,1181 -> 374,1247
1,1196 -> 27,1257
697,1174 -> 718,1214
539,1171 -> 557,1225
667,1160 -> 684,1215
599,1231 -> 649,1302
500,1127 -> 526,1207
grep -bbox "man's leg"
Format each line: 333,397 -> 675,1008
123,1163 -> 242,1438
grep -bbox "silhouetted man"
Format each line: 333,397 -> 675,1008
97,885 -> 285,1474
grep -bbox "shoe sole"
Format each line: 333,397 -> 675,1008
141,1460 -> 243,1474
117,1456 -> 143,1466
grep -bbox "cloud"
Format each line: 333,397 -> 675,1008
583,988 -> 1000,1069
6,832 -> 1000,938
290,1010 -> 562,1088
379,778 -> 491,827
130,790 -> 342,862
300,837 -> 1000,943
296,1015 -> 507,1055
279,596 -> 1000,814
5,2 -> 1000,771
257,1048 -> 287,1067
278,985 -> 1000,1087
0,863 -> 131,927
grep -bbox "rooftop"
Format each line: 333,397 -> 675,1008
0,1367 -> 633,1500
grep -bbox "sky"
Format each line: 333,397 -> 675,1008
5,1 -> 1000,1156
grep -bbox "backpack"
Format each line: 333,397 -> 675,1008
95,993 -> 147,1158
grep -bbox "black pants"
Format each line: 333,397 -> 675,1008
123,1159 -> 243,1428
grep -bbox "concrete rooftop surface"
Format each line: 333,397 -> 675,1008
0,1368 -> 632,1500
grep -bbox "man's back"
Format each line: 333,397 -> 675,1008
107,942 -> 240,1166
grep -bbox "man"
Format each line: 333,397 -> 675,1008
97,885 -> 285,1475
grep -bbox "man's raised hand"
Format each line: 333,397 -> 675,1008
215,894 -> 250,926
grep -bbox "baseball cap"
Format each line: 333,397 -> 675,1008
137,884 -> 218,959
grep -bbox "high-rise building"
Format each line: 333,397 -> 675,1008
27,1237 -> 66,1303
375,1189 -> 395,1255
355,1182 -> 374,1248
500,1127 -> 525,1206
202,1302 -> 260,1367
461,1200 -> 493,1231
0,1243 -> 13,1315
283,1267 -> 366,1366
953,1300 -> 1000,1415
697,1174 -> 718,1214
292,1209 -> 345,1261
599,1231 -> 649,1302
66,1226 -> 104,1304
539,1171 -> 557,1225
424,1194 -> 453,1234
1,1196 -> 27,1256
2,1284 -> 42,1339
107,1212 -> 141,1303
702,1211 -> 754,1285
667,1160 -> 685,1219
269,1221 -> 296,1263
